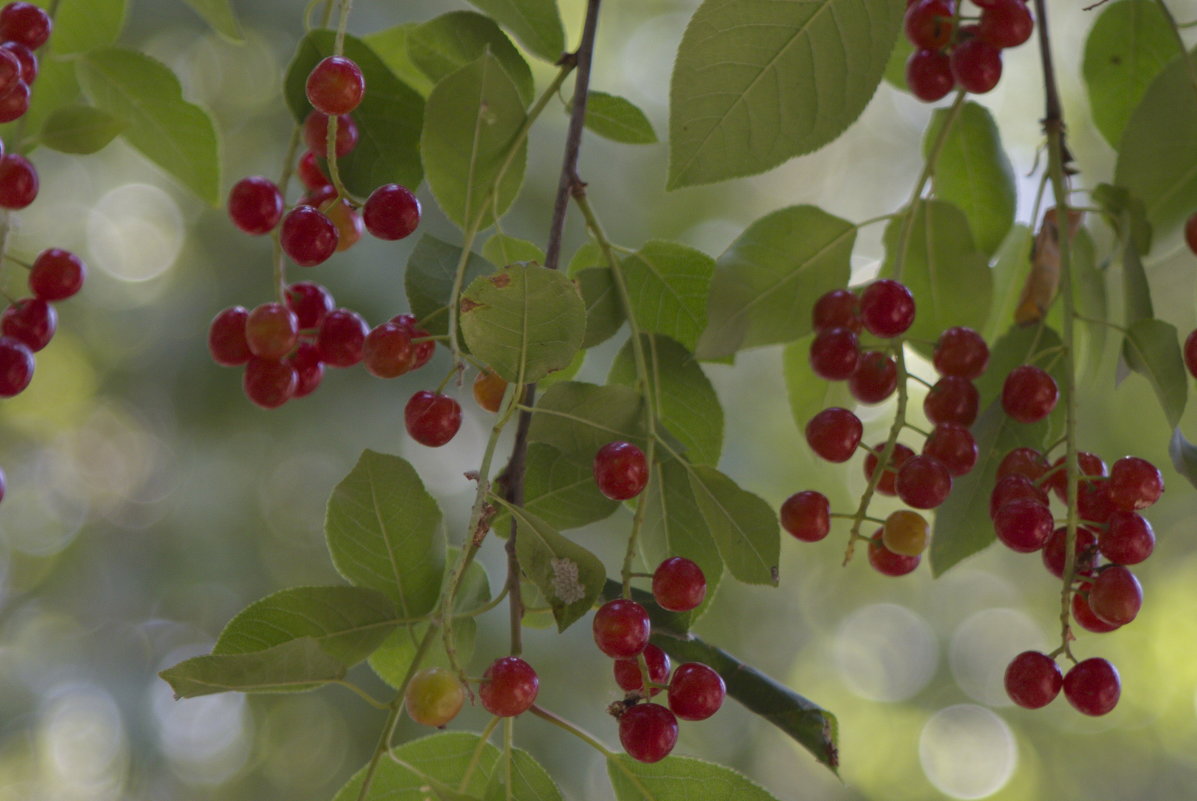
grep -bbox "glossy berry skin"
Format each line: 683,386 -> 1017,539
363,184 -> 422,240
951,37 -> 1003,94
297,150 -> 329,191
652,557 -> 706,612
594,441 -> 649,501
922,423 -> 977,476
1046,451 -> 1106,502
906,49 -> 954,102
989,474 -> 1048,519
1001,365 -> 1057,423
316,308 -> 367,367
1042,525 -> 1097,579
208,306 -> 252,366
405,667 -> 466,727
811,288 -> 860,333
904,0 -> 955,49
324,198 -> 363,253
1088,565 -> 1142,626
1,42 -> 34,84
997,447 -> 1048,483
281,206 -> 338,267
362,322 -> 415,379
0,47 -> 19,98
0,76 -> 25,121
924,376 -> 979,426
614,644 -> 670,696
882,509 -> 928,556
1100,511 -> 1154,565
285,282 -> 334,330
1004,651 -> 1062,709
849,351 -> 898,404
805,407 -> 862,463
780,490 -> 830,542
933,327 -> 988,378
978,0 -> 1034,49
1063,658 -> 1120,716
993,498 -> 1053,553
895,454 -> 952,509
0,466 -> 5,504
473,370 -> 507,412
304,111 -> 358,157
668,663 -> 725,721
619,703 -> 678,764
479,656 -> 539,717
808,327 -> 859,380
29,248 -> 85,301
392,314 -> 435,369
243,357 -> 297,409
0,3 -> 50,50
1072,584 -> 1120,633
0,153 -> 36,208
859,279 -> 916,338
288,342 -> 323,398
227,176 -> 283,235
593,599 -> 651,659
1107,456 -> 1163,511
245,302 -> 298,360
0,335 -> 32,396
2,297 -> 54,351
1185,328 -> 1197,378
867,529 -> 921,576
305,56 -> 365,115
405,391 -> 462,447
864,442 -> 914,496
1187,214 -> 1197,257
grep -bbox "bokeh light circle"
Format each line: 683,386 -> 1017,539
834,603 -> 938,701
919,704 -> 1017,799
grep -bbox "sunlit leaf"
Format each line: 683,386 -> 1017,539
464,0 -> 565,63
782,335 -> 854,433
363,24 -> 436,97
39,105 -> 125,154
51,0 -> 128,54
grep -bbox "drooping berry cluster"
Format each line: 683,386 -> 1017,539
593,558 -> 724,763
1,249 -> 86,399
0,2 -> 50,124
903,0 -> 1035,102
785,279 -> 991,576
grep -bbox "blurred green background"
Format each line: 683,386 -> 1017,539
2,0 -> 1197,799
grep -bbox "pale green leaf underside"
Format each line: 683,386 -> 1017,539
410,11 -> 535,105
159,638 -> 346,698
40,105 -> 126,154
50,0 -> 128,55
363,25 -> 437,97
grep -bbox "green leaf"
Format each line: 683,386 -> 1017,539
622,241 -> 714,353
668,0 -> 904,188
324,450 -> 445,618
1093,182 -> 1153,254
482,234 -> 545,267
541,347 -> 584,387
1122,317 -> 1188,427
1069,229 -> 1108,377
159,638 -> 346,698
1083,0 -> 1174,149
609,755 -> 783,801
924,102 -> 1016,255
332,732 -> 497,801
583,91 -> 658,144
1169,428 -> 1197,490
422,52 -> 527,229
180,0 -> 243,43
4,58 -> 78,144
697,206 -> 855,359
406,235 -> 492,336
508,443 -> 619,530
882,200 -> 992,351
503,502 -> 606,631
981,223 -> 1033,344
576,267 -> 625,348
610,335 -> 723,465
782,335 -> 854,432
459,263 -> 587,383
213,586 -> 398,665
39,105 -> 126,154
567,241 -> 604,276
77,48 -> 220,204
529,381 -> 649,458
483,747 -> 564,801
363,24 -> 436,97
883,32 -> 914,91
463,0 -> 565,63
409,12 -> 534,105
1114,48 -> 1197,238
50,0 -> 128,54
687,465 -> 779,586
285,31 -> 424,195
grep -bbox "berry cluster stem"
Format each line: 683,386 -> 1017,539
271,125 -> 304,301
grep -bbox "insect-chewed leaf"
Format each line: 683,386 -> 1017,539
503,502 -> 605,631
460,264 -> 586,384
1122,317 -> 1187,428
409,11 -> 534,105
159,638 -> 347,698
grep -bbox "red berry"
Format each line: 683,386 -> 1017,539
362,322 -> 415,379
316,308 -> 368,367
287,342 -> 323,398
285,282 -> 334,330
895,454 -> 952,509
849,351 -> 898,404
0,3 -> 49,50
303,111 -> 358,157
667,662 -> 725,721
614,644 -> 670,696
363,184 -> 421,240
924,376 -> 979,426
808,327 -> 860,380
1001,365 -> 1057,423
1072,583 -> 1120,633
1185,327 -> 1197,378
1077,481 -> 1115,525
0,335 -> 32,396
978,0 -> 1034,48
593,599 -> 650,658
479,656 -> 539,717
0,77 -> 27,122
867,529 -> 921,576
989,474 -> 1048,520
1042,525 -> 1097,579
922,423 -> 977,476
29,248 -> 85,301
933,326 -> 989,378
0,152 -> 36,208
859,279 -> 916,338
1106,456 -> 1163,511
780,490 -> 831,542
619,703 -> 678,763
324,198 -> 363,253
951,37 -> 1003,94
0,47 -> 19,99
1186,215 -> 1197,258
905,0 -> 955,49
805,407 -> 862,463
208,306 -> 252,366
245,302 -> 298,360
1004,651 -> 1062,709
303,183 -> 337,209
305,56 -> 365,115
997,447 -> 1048,483
594,441 -> 649,501
1,42 -> 34,84
992,497 -> 1053,552
281,205 -> 338,267
1046,451 -> 1106,502
404,391 -> 462,447
227,176 -> 283,235
1100,511 -> 1155,565
391,313 -> 435,368
297,150 -> 329,192
811,288 -> 860,333
243,357 -> 297,409
652,557 -> 706,612
864,442 -> 915,496
906,48 -> 955,102
1,297 -> 53,351
1088,565 -> 1142,626
1063,657 -> 1120,716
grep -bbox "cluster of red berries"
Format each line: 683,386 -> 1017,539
593,557 -> 724,763
995,448 -> 1162,715
783,279 -> 991,575
904,0 -> 1035,101
0,2 -> 49,124
0,248 -> 85,399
